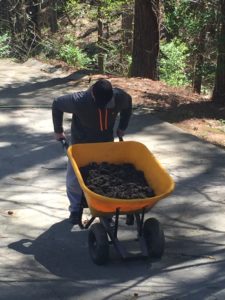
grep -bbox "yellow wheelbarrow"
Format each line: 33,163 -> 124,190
64,140 -> 175,265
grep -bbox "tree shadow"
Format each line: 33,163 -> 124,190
0,123 -> 64,180
1,68 -> 225,298
7,214 -> 225,299
142,91 -> 225,123
0,69 -> 95,106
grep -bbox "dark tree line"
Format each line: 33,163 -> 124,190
0,0 -> 59,55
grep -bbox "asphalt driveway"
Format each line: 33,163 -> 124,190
0,59 -> 225,300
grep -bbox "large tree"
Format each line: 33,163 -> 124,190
212,0 -> 225,104
131,0 -> 160,79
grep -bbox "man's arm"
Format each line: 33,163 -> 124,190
52,93 -> 78,139
117,94 -> 132,137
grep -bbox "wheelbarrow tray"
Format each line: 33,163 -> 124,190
67,141 -> 175,216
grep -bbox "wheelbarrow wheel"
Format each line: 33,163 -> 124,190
88,223 -> 109,265
143,218 -> 165,258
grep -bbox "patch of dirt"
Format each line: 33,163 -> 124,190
80,162 -> 155,199
90,74 -> 225,149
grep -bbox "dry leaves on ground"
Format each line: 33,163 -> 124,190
90,74 -> 225,149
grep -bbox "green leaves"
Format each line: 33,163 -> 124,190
0,33 -> 11,58
160,39 -> 189,86
59,44 -> 91,68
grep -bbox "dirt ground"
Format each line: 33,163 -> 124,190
88,74 -> 225,149
24,57 -> 225,149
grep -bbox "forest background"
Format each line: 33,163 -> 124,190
0,0 -> 225,148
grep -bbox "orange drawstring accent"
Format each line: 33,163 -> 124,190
98,109 -> 108,131
105,109 -> 108,130
98,109 -> 103,131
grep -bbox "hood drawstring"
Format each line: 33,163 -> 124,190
105,109 -> 108,130
98,109 -> 103,131
98,109 -> 108,131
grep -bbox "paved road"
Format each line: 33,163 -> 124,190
0,59 -> 225,300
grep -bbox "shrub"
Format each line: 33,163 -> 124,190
38,38 -> 60,59
0,33 -> 11,58
160,39 -> 189,86
59,44 -> 91,68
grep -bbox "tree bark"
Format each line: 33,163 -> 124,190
131,0 -> 160,79
192,27 -> 206,94
212,0 -> 225,104
97,3 -> 105,73
25,0 -> 41,47
121,4 -> 133,55
0,0 -> 11,33
48,0 -> 58,33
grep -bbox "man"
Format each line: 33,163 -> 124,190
52,79 -> 132,224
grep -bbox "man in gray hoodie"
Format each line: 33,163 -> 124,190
52,79 -> 132,224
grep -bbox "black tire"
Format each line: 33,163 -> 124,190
88,223 -> 109,265
143,218 -> 165,258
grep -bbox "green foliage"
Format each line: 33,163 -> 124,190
106,49 -> 132,76
163,0 -> 218,91
86,0 -> 133,21
64,0 -> 88,19
219,119 -> 225,126
38,38 -> 60,59
36,34 -> 93,69
59,43 -> 91,68
94,39 -> 131,75
98,0 -> 132,19
164,0 -> 217,40
160,39 -> 189,86
0,33 -> 11,58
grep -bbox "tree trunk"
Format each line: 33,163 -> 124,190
97,4 -> 105,73
121,4 -> 133,55
48,0 -> 58,33
131,0 -> 160,79
25,0 -> 41,47
192,27 -> 206,94
212,0 -> 225,104
0,0 -> 11,33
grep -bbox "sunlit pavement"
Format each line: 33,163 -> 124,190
0,59 -> 225,300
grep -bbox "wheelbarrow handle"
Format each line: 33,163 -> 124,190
59,137 -> 122,150
58,138 -> 69,150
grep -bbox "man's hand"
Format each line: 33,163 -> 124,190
55,132 -> 66,141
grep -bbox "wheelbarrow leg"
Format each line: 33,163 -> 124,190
78,193 -> 95,229
125,213 -> 134,226
135,207 -> 148,257
100,209 -> 128,259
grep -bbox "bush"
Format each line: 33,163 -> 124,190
59,44 -> 91,68
0,33 -> 11,58
160,39 -> 189,86
38,38 -> 60,59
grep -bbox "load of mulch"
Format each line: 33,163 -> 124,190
80,162 -> 155,199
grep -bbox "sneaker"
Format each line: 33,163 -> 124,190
69,211 -> 80,225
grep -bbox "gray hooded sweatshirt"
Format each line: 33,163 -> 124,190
52,87 -> 132,144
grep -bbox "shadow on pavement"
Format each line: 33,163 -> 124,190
1,61 -> 225,298
8,217 -> 225,299
0,69 -> 92,99
8,219 -> 150,277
